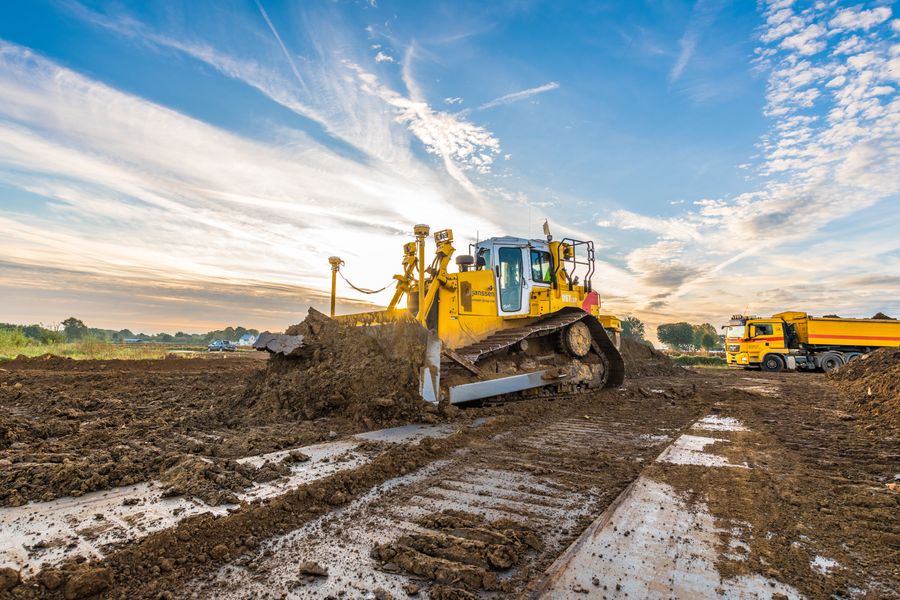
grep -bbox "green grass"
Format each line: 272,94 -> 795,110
0,329 -> 210,361
670,354 -> 728,367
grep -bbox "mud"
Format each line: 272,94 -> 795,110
158,454 -> 290,505
4,326 -> 895,598
240,309 -> 440,430
177,375 -> 709,600
618,338 -> 689,379
649,369 -> 899,599
0,355 -> 359,507
11,426 -> 479,599
827,347 -> 899,435
371,510 -> 541,594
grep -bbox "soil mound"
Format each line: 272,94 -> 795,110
4,353 -> 73,367
240,309 -> 438,429
828,347 -> 899,433
619,338 -> 689,379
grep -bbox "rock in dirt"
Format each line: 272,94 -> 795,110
209,544 -> 230,560
619,338 -> 689,379
38,569 -> 64,591
282,449 -> 310,464
828,347 -> 899,433
62,567 -> 112,600
240,308 -> 436,428
297,561 -> 328,577
0,567 -> 20,591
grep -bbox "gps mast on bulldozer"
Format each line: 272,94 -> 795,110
256,223 -> 625,405
724,311 -> 900,372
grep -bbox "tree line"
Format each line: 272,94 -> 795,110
0,318 -> 259,345
619,316 -> 724,352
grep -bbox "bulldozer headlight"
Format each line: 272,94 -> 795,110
434,229 -> 452,243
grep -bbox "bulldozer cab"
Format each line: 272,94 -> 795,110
472,237 -> 553,317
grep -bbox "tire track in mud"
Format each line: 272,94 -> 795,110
185,381 -> 707,599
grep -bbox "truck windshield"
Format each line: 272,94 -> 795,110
725,325 -> 746,339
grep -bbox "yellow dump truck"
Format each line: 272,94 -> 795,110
724,311 -> 900,372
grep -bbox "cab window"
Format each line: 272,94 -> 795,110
498,247 -> 523,312
752,324 -> 773,337
477,248 -> 491,269
530,250 -> 553,284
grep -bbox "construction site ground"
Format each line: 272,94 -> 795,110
1,353 -> 897,599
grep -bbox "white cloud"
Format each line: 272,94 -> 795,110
476,81 -> 560,111
444,97 -> 464,105
341,57 -> 501,197
829,6 -> 892,31
600,210 -> 702,242
780,23 -> 826,55
832,35 -> 863,55
669,0 -> 727,83
670,36 -> 697,83
374,51 -> 394,63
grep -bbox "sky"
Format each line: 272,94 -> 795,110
0,0 -> 898,341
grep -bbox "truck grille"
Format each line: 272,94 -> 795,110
728,344 -> 741,352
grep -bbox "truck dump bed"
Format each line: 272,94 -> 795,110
776,312 -> 900,348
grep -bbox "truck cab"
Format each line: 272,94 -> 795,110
724,315 -> 789,371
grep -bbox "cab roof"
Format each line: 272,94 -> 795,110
476,236 -> 550,249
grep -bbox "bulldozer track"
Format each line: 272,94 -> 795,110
451,308 -> 626,388
456,309 -> 588,363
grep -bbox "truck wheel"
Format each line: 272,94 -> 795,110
760,354 -> 784,373
819,353 -> 844,372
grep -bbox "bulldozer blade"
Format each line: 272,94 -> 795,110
253,332 -> 305,356
419,329 -> 441,404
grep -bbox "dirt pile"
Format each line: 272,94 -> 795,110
828,347 -> 899,433
240,309 -> 439,429
371,509 -> 541,595
619,338 -> 689,379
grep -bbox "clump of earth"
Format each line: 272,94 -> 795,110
371,509 -> 542,595
240,309 -> 439,430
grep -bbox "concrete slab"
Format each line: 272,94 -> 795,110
655,434 -> 747,468
535,477 -> 801,599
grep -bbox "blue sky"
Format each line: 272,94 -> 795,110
0,0 -> 897,338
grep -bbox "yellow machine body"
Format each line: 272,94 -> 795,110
335,228 -> 621,349
329,226 -> 625,402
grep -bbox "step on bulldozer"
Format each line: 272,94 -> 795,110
255,223 -> 625,405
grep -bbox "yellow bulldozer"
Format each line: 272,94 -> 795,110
255,223 -> 625,405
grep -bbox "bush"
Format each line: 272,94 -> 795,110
670,354 -> 727,366
0,327 -> 33,348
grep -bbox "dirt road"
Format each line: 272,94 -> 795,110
1,354 -> 897,599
